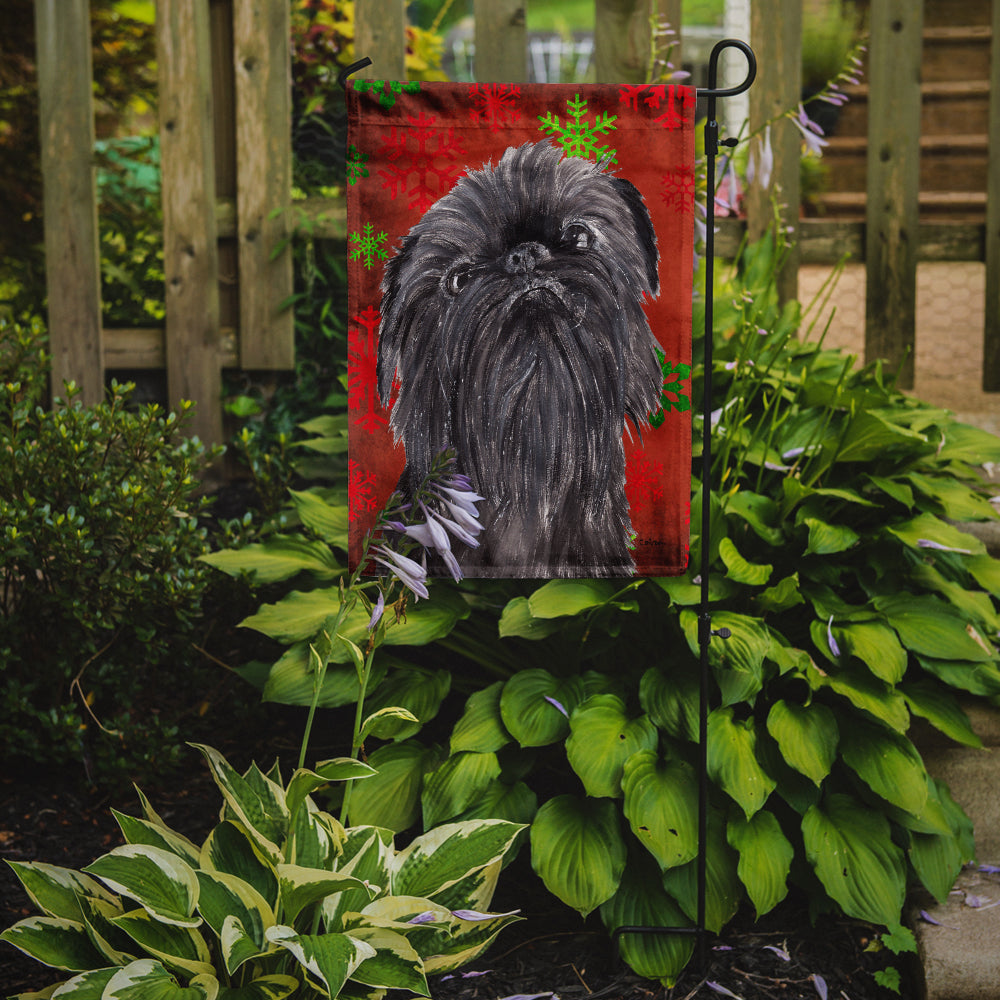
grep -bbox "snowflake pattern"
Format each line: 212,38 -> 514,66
349,223 -> 389,269
348,460 -> 378,522
661,167 -> 696,213
625,450 -> 666,515
346,144 -> 370,185
537,94 -> 617,163
378,112 -> 466,212
649,354 -> 692,428
353,79 -> 421,110
468,83 -> 522,132
618,84 -> 694,130
348,305 -> 388,433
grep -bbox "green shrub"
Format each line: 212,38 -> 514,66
1,743 -> 524,998
0,317 -> 221,783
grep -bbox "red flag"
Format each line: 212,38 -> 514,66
347,81 -> 695,578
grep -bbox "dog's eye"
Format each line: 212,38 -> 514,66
446,266 -> 474,295
561,223 -> 596,251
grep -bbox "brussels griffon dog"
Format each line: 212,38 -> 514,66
377,140 -> 662,576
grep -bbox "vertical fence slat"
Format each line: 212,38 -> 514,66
34,0 -> 103,405
355,0 -> 406,80
865,0 -> 923,390
983,0 -> 1000,390
594,0 -> 653,84
474,0 -> 526,82
746,0 -> 801,304
157,0 -> 223,445
233,0 -> 294,370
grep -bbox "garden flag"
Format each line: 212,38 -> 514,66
346,80 -> 696,578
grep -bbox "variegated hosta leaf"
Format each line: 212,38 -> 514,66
565,695 -> 658,799
765,700 -> 838,786
706,707 -> 776,819
4,861 -> 118,922
529,795 -> 626,917
199,822 -> 278,910
265,925 -> 376,998
621,751 -> 699,871
110,908 -> 214,979
323,829 -> 393,931
214,974 -> 300,1000
420,906 -> 523,975
288,801 -> 343,870
727,810 -> 793,918
802,793 -> 906,926
344,926 -> 429,995
420,752 -> 501,829
391,820 -> 524,901
45,966 -> 118,997
112,810 -> 202,868
450,681 -> 511,754
599,853 -> 694,987
77,894 -> 136,966
0,916 -> 107,971
285,760 -> 375,824
83,846 -> 200,928
420,860 -> 501,918
101,958 -> 218,999
276,864 -> 376,925
195,871 -> 274,974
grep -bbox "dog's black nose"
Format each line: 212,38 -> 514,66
503,242 -> 549,275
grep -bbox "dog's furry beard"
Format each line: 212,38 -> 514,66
377,141 -> 662,577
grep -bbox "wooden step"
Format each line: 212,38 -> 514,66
813,190 -> 987,222
922,0 -> 991,28
922,25 -> 993,83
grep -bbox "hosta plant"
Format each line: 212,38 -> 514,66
1,743 -> 523,999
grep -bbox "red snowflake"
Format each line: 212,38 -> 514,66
618,84 -> 693,130
468,83 -> 522,132
661,167 -> 696,213
625,451 -> 665,515
348,305 -> 389,433
378,112 -> 466,212
348,460 -> 378,522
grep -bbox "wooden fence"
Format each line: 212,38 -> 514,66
33,0 -> 1000,445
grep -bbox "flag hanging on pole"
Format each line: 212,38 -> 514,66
346,80 -> 696,578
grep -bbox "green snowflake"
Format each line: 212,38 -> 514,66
538,94 -> 618,163
349,223 -> 389,269
346,144 -> 369,186
649,353 -> 692,427
353,79 -> 421,109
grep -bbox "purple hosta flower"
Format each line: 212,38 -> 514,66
707,983 -> 742,999
407,911 -> 438,925
763,944 -> 791,962
372,545 -> 430,600
811,974 -> 828,1000
451,908 -> 521,921
979,864 -> 1000,874
715,157 -> 741,215
827,615 -> 841,658
367,590 -> 385,631
544,695 -> 569,718
917,538 -> 973,555
791,104 -> 828,156
747,124 -> 774,191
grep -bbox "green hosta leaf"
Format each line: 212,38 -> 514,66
200,535 -> 341,584
901,680 -> 982,748
345,926 -> 428,994
277,865 -> 374,925
565,695 -> 658,798
803,517 -> 859,556
359,706 -> 422,742
906,472 -> 998,521
453,779 -> 538,827
935,421 -> 1000,464
639,663 -> 699,742
911,562 -> 1000,632
916,655 -> 1000,697
362,666 -> 451,740
526,579 -> 618,618
288,488 -> 349,545
83,846 -> 200,928
111,908 -> 214,978
680,610 -> 770,706
260,643 -> 388,709
802,793 -> 906,926
839,718 -> 929,817
216,976 -> 299,1000
265,926 -> 375,997
530,795 -> 626,917
199,822 -> 278,910
195,871 -> 273,974
874,594 -> 995,662
661,810 -> 741,933
499,670 -> 584,747
724,490 -> 784,545
707,708 -> 776,818
450,682 -> 511,754
718,537 -> 772,586
599,853 -> 694,987
909,822 -> 966,905
4,862 -> 118,923
392,819 -> 524,900
807,660 -> 910,732
765,700 -> 838,786
835,410 -> 927,463
836,621 -> 907,684
755,573 -> 804,614
727,811 -> 793,917
102,959 -> 218,1000
0,916 -> 107,971
886,512 -> 985,556
497,597 -> 563,639
653,573 -> 737,606
421,751 -> 502,828
967,553 -> 1000,597
866,474 -> 914,509
346,740 -> 442,832
621,751 -> 698,871
112,812 -> 201,868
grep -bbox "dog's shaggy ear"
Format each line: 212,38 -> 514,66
376,235 -> 412,405
611,176 -> 659,296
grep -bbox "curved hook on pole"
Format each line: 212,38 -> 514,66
698,38 -> 757,99
337,57 -> 373,90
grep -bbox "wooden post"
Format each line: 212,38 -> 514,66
864,0 -> 923,390
233,0 -> 294,369
746,0 -> 802,305
655,0 -> 682,79
983,0 -> 1000,390
594,0 -> 657,84
34,0 -> 104,405
473,0 -> 526,82
157,0 -> 223,445
355,0 -> 406,80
